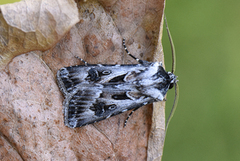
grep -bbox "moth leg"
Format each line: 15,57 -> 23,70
124,106 -> 142,127
122,39 -> 145,64
75,56 -> 88,66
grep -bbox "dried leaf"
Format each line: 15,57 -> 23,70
0,0 -> 79,69
0,0 -> 166,160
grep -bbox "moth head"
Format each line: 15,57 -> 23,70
168,72 -> 178,89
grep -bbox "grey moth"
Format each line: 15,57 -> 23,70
57,38 -> 178,128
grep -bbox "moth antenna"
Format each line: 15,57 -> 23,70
122,39 -> 144,64
164,14 -> 179,132
164,15 -> 176,74
75,56 -> 88,66
63,47 -> 88,66
165,83 -> 179,132
124,106 -> 141,127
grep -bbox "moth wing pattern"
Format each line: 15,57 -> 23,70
57,62 -> 176,128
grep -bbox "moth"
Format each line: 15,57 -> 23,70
57,37 -> 178,128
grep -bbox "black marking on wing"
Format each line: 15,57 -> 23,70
90,102 -> 117,117
112,93 -> 130,100
88,68 -> 100,81
87,68 -> 112,81
109,74 -> 126,82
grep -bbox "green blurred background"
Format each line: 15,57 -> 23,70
163,0 -> 240,160
0,0 -> 19,5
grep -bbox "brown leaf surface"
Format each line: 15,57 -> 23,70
0,0 -> 79,69
0,0 -> 166,160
